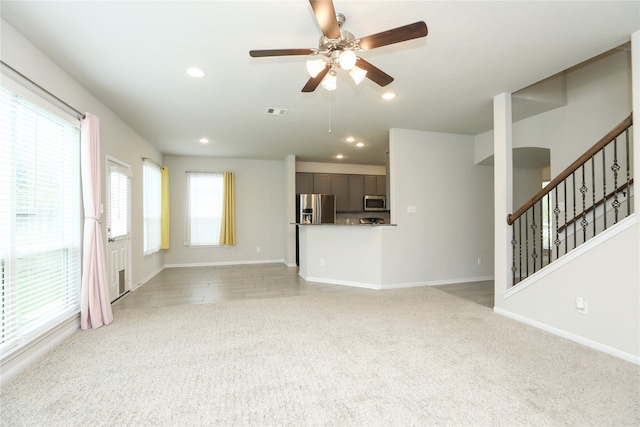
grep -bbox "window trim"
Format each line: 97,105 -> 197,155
0,77 -> 82,358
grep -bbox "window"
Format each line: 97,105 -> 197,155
0,82 -> 81,356
143,160 -> 161,254
185,172 -> 223,246
108,163 -> 131,240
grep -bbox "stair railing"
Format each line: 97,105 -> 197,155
507,114 -> 634,286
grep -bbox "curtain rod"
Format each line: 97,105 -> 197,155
141,157 -> 163,168
0,60 -> 86,120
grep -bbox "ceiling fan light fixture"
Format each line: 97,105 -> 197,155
306,58 -> 326,78
322,70 -> 338,91
338,50 -> 356,70
349,66 -> 367,85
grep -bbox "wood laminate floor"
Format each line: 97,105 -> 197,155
112,263 -> 494,311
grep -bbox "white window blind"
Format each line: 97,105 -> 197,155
0,83 -> 81,356
143,160 -> 161,254
185,172 -> 223,246
108,164 -> 130,240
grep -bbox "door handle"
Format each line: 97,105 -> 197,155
108,238 -> 115,243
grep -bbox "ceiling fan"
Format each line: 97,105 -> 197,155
249,0 -> 428,92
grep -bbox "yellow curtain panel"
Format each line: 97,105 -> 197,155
219,171 -> 236,245
160,167 -> 170,249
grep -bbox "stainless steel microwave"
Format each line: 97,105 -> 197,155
363,195 -> 386,211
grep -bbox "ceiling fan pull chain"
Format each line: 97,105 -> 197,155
328,91 -> 332,133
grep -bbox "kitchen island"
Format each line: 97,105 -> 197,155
297,223 -> 397,289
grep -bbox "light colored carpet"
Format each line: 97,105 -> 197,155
1,286 -> 638,426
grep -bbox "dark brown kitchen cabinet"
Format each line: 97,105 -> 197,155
348,175 -> 364,212
331,174 -> 349,212
296,173 -> 313,194
313,173 -> 331,194
376,175 -> 386,196
364,175 -> 386,196
296,172 -> 386,212
364,175 -> 377,195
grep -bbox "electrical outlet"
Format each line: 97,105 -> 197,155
320,258 -> 325,266
477,258 -> 482,266
256,246 -> 261,253
407,205 -> 417,213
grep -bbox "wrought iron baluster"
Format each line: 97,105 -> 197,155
625,129 -> 631,216
572,172 -> 577,250
546,192 -> 551,266
554,186 -> 561,260
611,137 -> 621,223
518,217 -> 522,283
511,225 -> 517,286
563,179 -> 568,255
591,156 -> 596,237
602,144 -> 607,230
580,165 -> 588,243
525,211 -> 529,278
531,207 -> 537,273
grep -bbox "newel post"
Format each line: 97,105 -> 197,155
493,93 -> 513,308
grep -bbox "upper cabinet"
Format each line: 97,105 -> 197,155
313,173 -> 331,194
296,172 -> 386,213
348,175 -> 364,212
331,174 -> 349,212
364,175 -> 386,196
296,173 -> 313,194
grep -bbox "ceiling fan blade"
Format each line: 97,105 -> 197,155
309,0 -> 341,39
355,58 -> 394,87
301,65 -> 330,92
249,49 -> 315,58
358,21 -> 428,51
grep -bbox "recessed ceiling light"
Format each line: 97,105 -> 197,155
381,92 -> 396,100
199,138 -> 209,144
356,142 -> 364,147
345,136 -> 355,143
186,67 -> 205,78
336,154 -> 344,159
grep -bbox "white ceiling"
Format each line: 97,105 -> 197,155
1,1 -> 638,166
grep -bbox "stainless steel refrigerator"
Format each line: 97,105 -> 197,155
296,194 -> 335,265
296,194 -> 336,224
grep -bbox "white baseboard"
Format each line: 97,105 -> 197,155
301,275 -> 495,291
164,259 -> 286,269
494,307 -> 640,365
134,265 -> 165,290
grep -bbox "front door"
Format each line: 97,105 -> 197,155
106,157 -> 131,301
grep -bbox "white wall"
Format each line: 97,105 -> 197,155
496,219 -> 638,362
163,156 -> 287,266
383,129 -> 495,285
513,167 -> 545,209
1,20 -> 166,381
0,20 -> 165,291
492,39 -> 638,362
296,161 -> 385,175
476,49 -> 632,176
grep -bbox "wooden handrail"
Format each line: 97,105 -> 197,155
507,114 -> 633,225
557,178 -> 634,233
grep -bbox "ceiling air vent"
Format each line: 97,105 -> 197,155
266,107 -> 288,116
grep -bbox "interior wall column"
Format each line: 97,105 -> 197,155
285,155 -> 297,267
632,30 -> 639,284
493,93 -> 513,308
